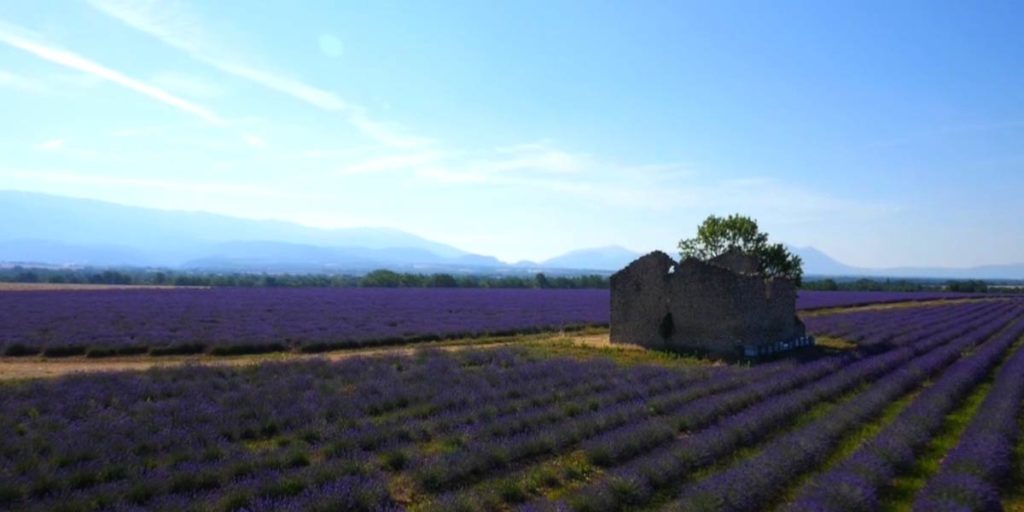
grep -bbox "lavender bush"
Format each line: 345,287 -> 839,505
0,292 -> 1019,510
554,302 -> 1019,511
911,326 -> 1024,511
796,290 -> 977,310
0,288 -> 608,356
0,287 -> 989,357
785,313 -> 1024,511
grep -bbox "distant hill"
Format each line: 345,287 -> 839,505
790,246 -> 1024,281
0,190 -> 467,254
541,246 -> 643,271
855,263 -> 1024,281
1,190 -> 1021,279
0,239 -> 157,266
790,246 -> 861,276
0,190 -> 477,270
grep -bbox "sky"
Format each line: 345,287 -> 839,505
1,1 -> 1022,267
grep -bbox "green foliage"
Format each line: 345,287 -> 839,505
428,273 -> 458,288
760,242 -> 803,286
801,277 -> 1006,293
534,273 -> 550,289
359,269 -> 403,287
816,278 -> 840,291
945,279 -> 989,293
678,214 -> 767,260
677,214 -> 803,285
802,277 -> 921,292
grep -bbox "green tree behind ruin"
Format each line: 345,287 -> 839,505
678,214 -> 804,285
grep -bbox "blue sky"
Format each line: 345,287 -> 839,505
1,1 -> 1022,267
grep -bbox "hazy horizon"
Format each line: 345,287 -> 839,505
2,1 -> 1022,267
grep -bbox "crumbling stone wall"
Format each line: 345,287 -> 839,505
709,247 -> 761,275
610,250 -> 805,356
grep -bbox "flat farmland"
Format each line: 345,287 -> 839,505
0,288 -> 979,358
0,288 -> 609,357
2,291 -> 1023,511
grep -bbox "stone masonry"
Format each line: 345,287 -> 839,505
609,248 -> 806,356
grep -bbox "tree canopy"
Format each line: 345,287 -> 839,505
678,214 -> 804,285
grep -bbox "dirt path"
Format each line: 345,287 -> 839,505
0,332 -> 613,381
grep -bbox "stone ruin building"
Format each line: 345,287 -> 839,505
610,248 -> 811,357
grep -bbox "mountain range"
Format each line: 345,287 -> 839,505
1,190 -> 1022,279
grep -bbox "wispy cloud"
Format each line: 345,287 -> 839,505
33,139 -> 65,151
348,113 -> 436,149
0,69 -> 45,92
404,144 -> 896,222
318,34 -> 344,59
28,139 -> 107,160
476,144 -> 589,174
88,0 -> 431,148
0,21 -> 224,125
150,71 -> 224,99
0,169 -> 290,198
111,124 -> 165,138
242,134 -> 265,148
339,151 -> 444,176
89,0 -> 347,110
298,146 -> 379,160
339,143 -> 591,181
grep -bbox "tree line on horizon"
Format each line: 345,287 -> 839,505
0,266 -> 1013,293
0,267 -> 610,289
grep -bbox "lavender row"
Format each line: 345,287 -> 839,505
581,355 -> 848,468
352,365 -> 695,469
805,300 -> 999,349
304,348 -> 772,483
326,354 -> 714,458
409,357 -> 782,491
875,301 -> 1016,349
460,300 -> 1016,509
0,288 -> 988,357
808,300 -> 991,340
802,301 -> 969,341
784,315 -> 1024,511
0,360 -> 401,511
333,350 -> 763,465
796,290 -> 979,311
0,349 -> 534,509
0,288 -> 609,356
595,299 -> 1011,466
549,301 -> 1019,511
386,353 -> 798,472
0,348 -> 740,510
911,331 -> 1024,511
532,353 -> 850,502
668,310 -> 1024,512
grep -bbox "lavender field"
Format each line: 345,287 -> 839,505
795,290 -> 977,310
2,297 -> 1024,510
0,288 -> 978,357
0,288 -> 609,357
